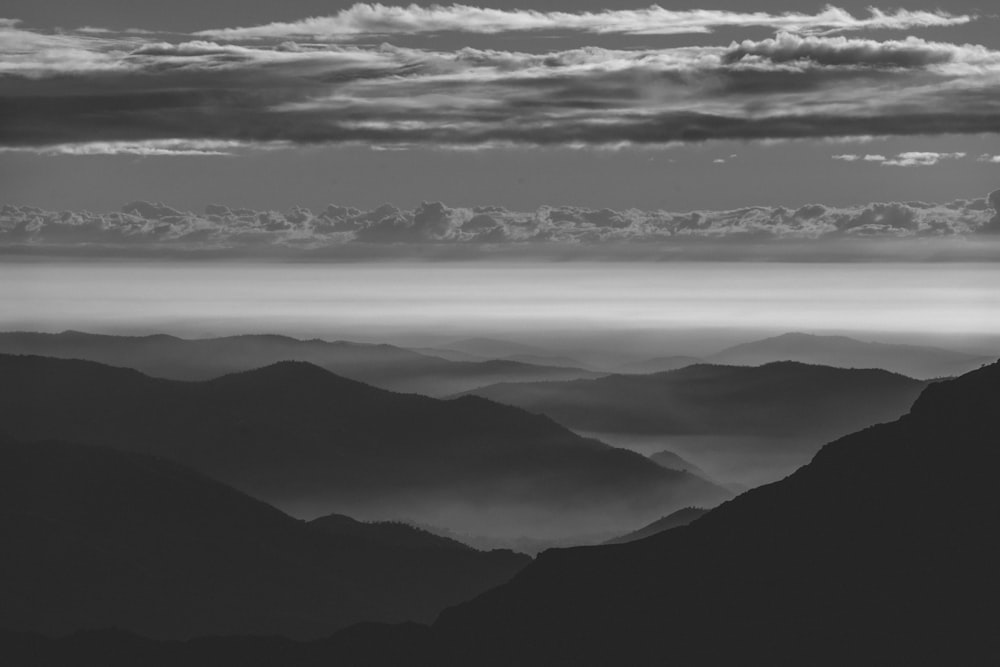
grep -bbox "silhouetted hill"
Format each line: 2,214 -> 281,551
0,439 -> 528,640
0,626 -> 436,667
463,362 -> 927,484
0,354 -> 729,541
427,361 -> 1000,664
309,514 -> 474,552
603,507 -> 708,545
617,355 -> 701,374
647,449 -> 709,479
442,337 -> 553,360
465,362 -> 923,438
10,361 -> 998,664
710,331 -> 992,379
0,330 -> 600,396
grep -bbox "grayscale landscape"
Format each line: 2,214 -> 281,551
1,1 -> 998,664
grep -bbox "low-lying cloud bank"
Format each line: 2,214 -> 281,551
3,192 -> 999,260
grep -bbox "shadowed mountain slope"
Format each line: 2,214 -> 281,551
0,439 -> 529,640
0,330 -> 600,396
616,355 -> 701,374
462,361 -> 927,484
709,331 -> 991,379
603,507 -> 708,545
464,362 -> 924,438
0,354 -> 729,540
428,361 -> 1000,664
8,360 -> 997,665
647,449 -> 709,479
308,514 -> 474,552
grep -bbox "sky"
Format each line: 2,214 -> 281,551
5,261 -> 999,356
1,2 -> 999,344
1,1 -> 998,218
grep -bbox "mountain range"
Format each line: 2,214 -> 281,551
462,361 -> 927,485
0,354 -> 729,541
0,330 -> 600,396
707,331 -> 991,379
602,507 -> 708,545
0,438 -> 528,639
6,356 -> 997,664
426,359 -> 1000,664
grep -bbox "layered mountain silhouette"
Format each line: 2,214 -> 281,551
709,331 -> 991,379
426,359 -> 1000,664
0,354 -> 729,540
0,330 -> 600,396
602,507 -> 708,545
463,361 -> 927,485
7,359 -> 997,665
308,514 -> 474,552
647,449 -> 709,479
616,355 -> 701,374
0,439 -> 528,639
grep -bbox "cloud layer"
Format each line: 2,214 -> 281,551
1,9 -> 999,151
195,4 -> 971,40
833,151 -> 970,167
3,193 -> 998,259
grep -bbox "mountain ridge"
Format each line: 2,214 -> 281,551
709,331 -> 991,379
6,360 -> 997,663
0,330 -> 602,396
0,438 -> 530,640
0,353 -> 730,541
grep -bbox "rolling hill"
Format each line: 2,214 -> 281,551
0,330 -> 600,396
10,360 -> 997,664
427,360 -> 1000,664
462,361 -> 927,485
0,354 -> 729,541
0,439 -> 528,640
603,507 -> 708,545
709,331 -> 992,379
647,449 -> 709,479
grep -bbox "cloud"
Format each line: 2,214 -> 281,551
979,154 -> 1000,163
1,18 -> 999,151
3,194 -> 998,259
722,32 -> 994,69
194,4 -> 972,41
833,152 -> 968,166
0,139 -> 248,156
985,190 -> 1000,234
881,152 -> 967,167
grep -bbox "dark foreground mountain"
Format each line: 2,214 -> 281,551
0,354 -> 728,541
0,439 -> 528,639
463,361 -> 926,485
602,507 -> 708,545
428,360 -> 1000,664
0,330 -> 600,396
710,331 -> 991,379
7,360 -> 998,665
